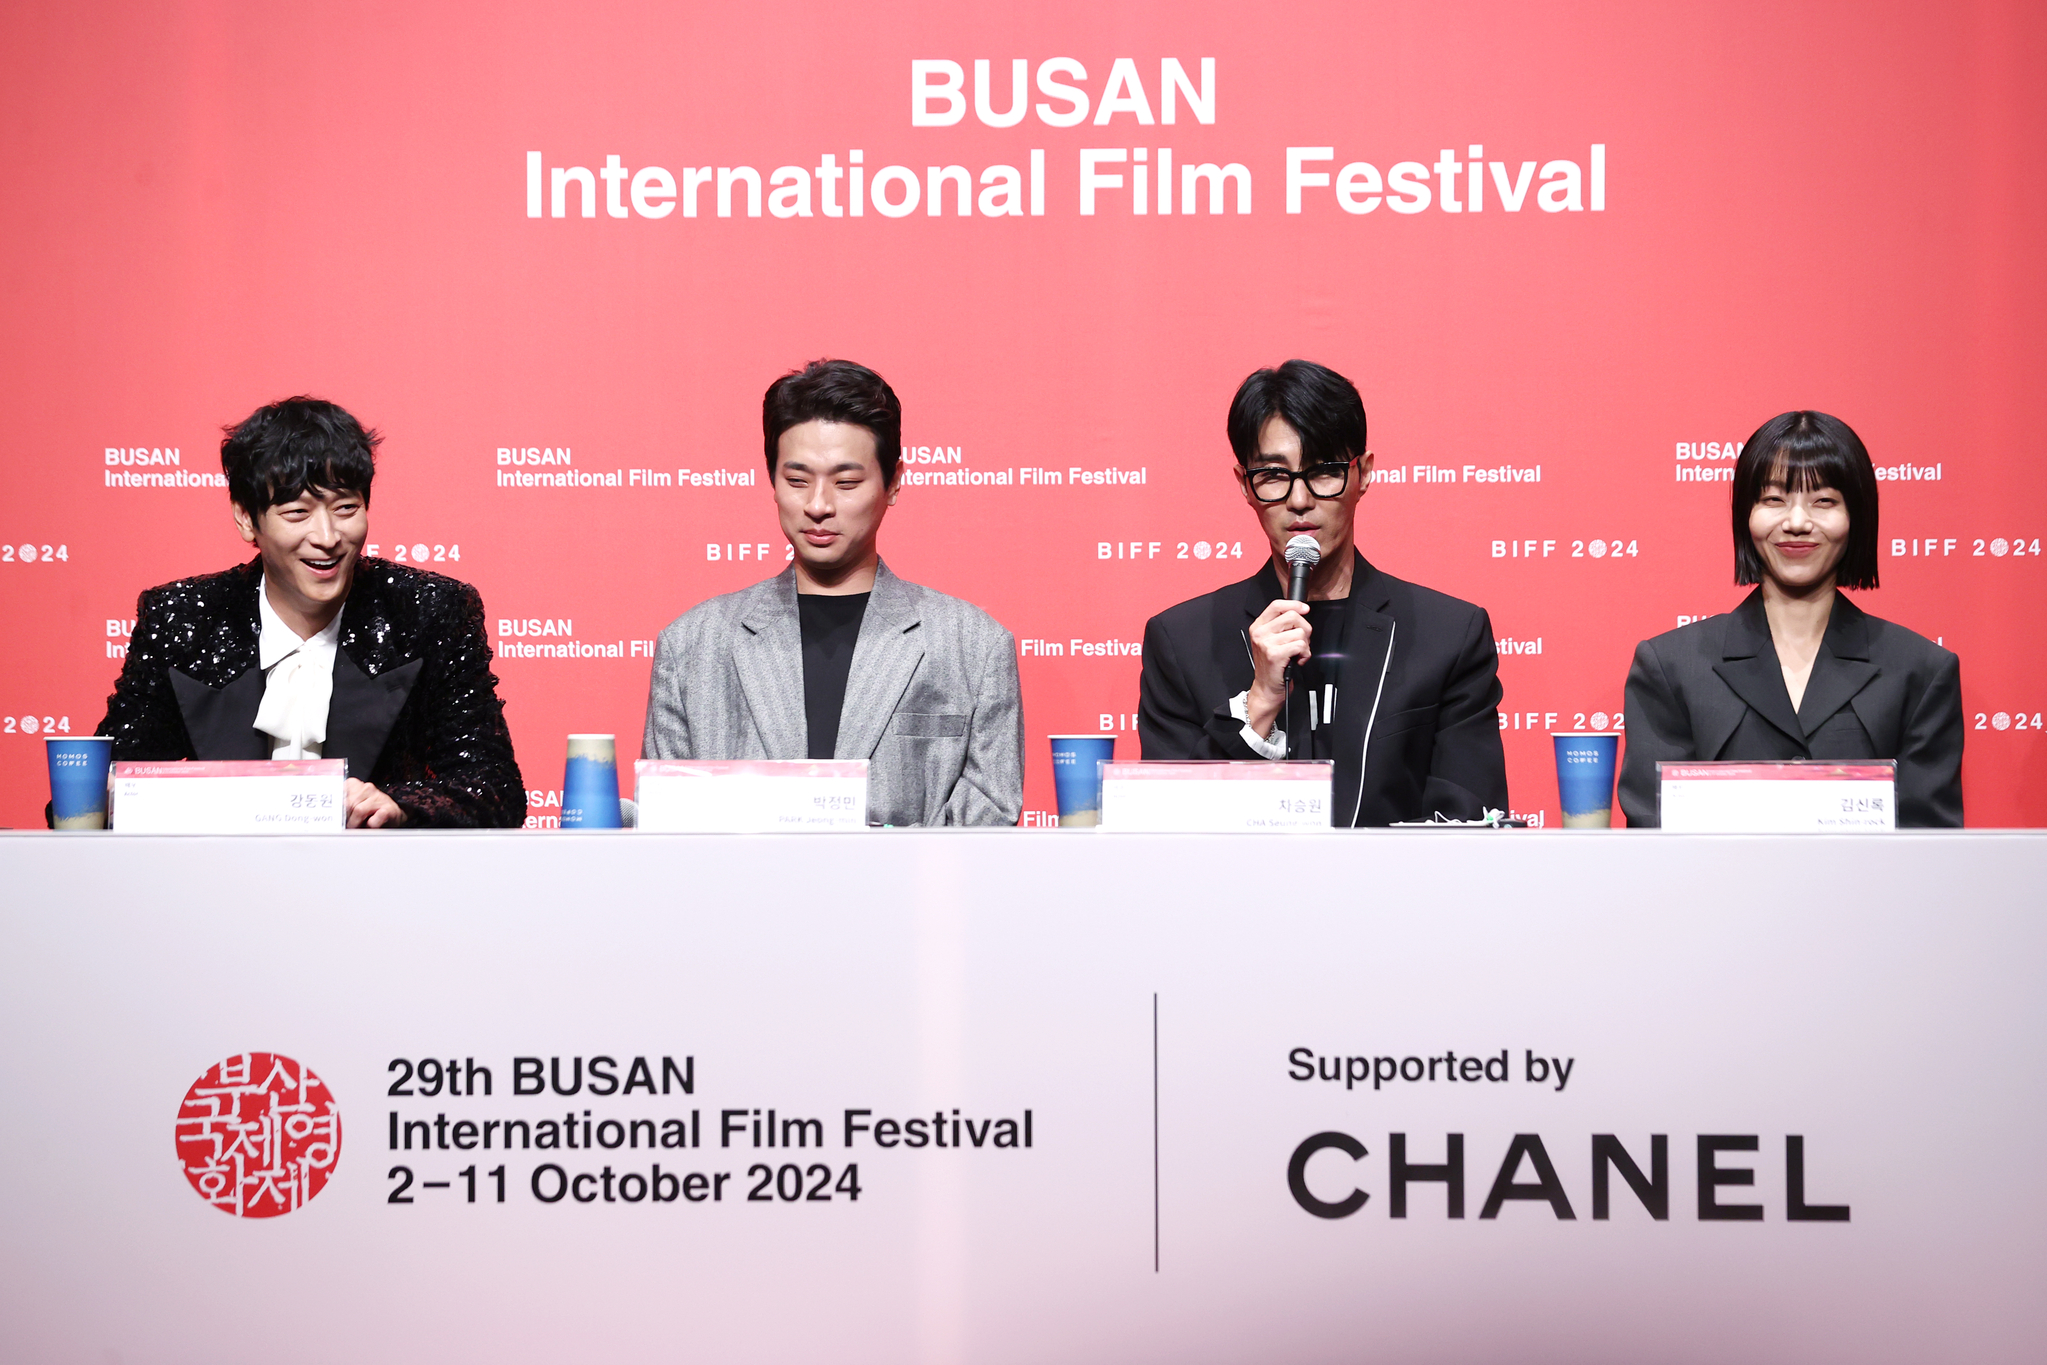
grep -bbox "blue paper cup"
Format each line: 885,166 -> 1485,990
1554,733 -> 1619,828
1049,735 -> 1116,828
46,736 -> 113,830
560,734 -> 622,829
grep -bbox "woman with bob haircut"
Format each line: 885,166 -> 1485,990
1619,410 -> 1963,827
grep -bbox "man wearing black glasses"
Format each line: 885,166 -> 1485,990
1137,360 -> 1508,825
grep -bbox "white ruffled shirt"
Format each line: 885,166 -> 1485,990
254,578 -> 342,760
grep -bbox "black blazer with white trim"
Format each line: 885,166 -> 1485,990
1138,553 -> 1508,826
1619,589 -> 1963,828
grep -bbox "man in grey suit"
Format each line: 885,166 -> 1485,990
642,359 -> 1023,826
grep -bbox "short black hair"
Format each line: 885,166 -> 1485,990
1226,360 -> 1367,467
220,397 -> 379,515
762,360 -> 902,484
1731,410 -> 1879,591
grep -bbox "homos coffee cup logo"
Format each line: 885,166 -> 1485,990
175,1053 -> 342,1217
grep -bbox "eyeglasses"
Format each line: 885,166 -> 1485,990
1243,459 -> 1356,504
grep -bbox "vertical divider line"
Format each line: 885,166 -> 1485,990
1152,991 -> 1160,1273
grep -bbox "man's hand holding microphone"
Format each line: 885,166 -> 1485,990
1243,535 -> 1321,744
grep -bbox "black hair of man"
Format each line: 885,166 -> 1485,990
1226,360 -> 1367,468
762,359 -> 903,484
1730,410 -> 1880,591
220,396 -> 380,516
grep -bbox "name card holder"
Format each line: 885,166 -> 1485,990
1658,760 -> 1897,832
634,760 -> 869,832
1099,760 -> 1334,832
112,760 -> 348,833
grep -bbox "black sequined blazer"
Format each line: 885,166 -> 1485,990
97,557 -> 526,827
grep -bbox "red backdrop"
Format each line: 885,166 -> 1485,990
3,0 -> 2044,828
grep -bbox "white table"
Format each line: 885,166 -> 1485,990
2,830 -> 2042,1363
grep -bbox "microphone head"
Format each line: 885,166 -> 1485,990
1285,534 -> 1322,570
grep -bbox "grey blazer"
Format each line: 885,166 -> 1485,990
1619,589 -> 1963,828
641,561 -> 1023,826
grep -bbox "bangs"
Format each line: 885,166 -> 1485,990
255,445 -> 373,508
1758,439 -> 1858,497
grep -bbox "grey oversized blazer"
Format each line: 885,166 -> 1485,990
641,561 -> 1023,826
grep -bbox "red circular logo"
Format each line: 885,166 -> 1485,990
174,1053 -> 342,1217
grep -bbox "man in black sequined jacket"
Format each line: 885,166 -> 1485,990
93,398 -> 525,828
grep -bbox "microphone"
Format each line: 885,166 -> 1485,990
1285,534 -> 1321,604
1280,535 -> 1321,761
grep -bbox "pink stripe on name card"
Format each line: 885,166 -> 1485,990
1659,762 -> 1895,782
113,760 -> 347,779
1102,761 -> 1335,782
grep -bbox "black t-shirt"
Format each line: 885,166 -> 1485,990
798,592 -> 870,760
1292,597 -> 1356,761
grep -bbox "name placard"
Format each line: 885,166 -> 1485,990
111,760 -> 348,833
1099,760 -> 1334,832
634,760 -> 869,832
1659,760 -> 1897,832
